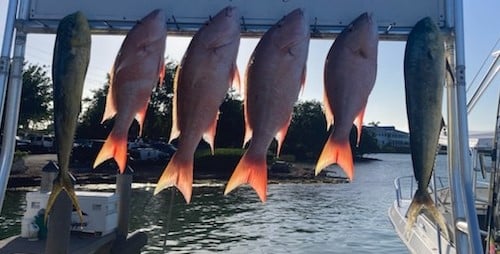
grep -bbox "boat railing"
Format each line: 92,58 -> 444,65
394,175 -> 449,208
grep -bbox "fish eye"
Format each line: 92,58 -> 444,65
347,24 -> 354,32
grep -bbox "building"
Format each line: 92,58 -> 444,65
364,126 -> 410,152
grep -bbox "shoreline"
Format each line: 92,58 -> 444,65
6,154 -> 365,188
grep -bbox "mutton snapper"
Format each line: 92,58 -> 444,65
224,8 -> 310,202
154,6 -> 241,203
404,17 -> 448,238
93,9 -> 167,173
315,13 -> 378,180
45,11 -> 91,222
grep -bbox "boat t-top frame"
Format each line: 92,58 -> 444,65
0,0 -> 482,253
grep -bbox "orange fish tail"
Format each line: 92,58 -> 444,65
315,137 -> 354,180
93,132 -> 128,173
154,153 -> 193,203
224,152 -> 268,202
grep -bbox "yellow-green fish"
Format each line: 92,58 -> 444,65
404,17 -> 448,239
45,11 -> 91,223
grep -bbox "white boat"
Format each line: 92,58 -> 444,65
389,49 -> 500,253
389,134 -> 494,254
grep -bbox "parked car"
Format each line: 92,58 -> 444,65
70,139 -> 105,166
129,141 -> 176,164
15,136 -> 31,151
29,134 -> 54,153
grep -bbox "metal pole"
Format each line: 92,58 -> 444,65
467,53 -> 500,114
446,38 -> 470,254
0,0 -> 18,213
454,0 -> 484,252
0,0 -> 17,124
0,30 -> 26,213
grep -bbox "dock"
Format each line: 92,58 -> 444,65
0,232 -> 116,254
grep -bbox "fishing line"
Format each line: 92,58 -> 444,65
467,37 -> 500,93
162,187 -> 176,252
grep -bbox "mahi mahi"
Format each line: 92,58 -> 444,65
153,6 -> 241,202
224,8 -> 310,202
45,11 -> 91,222
404,17 -> 448,238
315,13 -> 378,180
93,9 -> 167,173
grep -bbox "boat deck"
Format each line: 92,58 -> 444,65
0,232 -> 115,254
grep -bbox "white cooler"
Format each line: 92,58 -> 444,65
23,191 -> 118,235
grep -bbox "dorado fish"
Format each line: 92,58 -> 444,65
45,11 -> 91,222
153,6 -> 241,202
224,8 -> 310,202
93,9 -> 167,172
404,17 -> 448,238
315,12 -> 378,180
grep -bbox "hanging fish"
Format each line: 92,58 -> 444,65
224,8 -> 310,202
93,9 -> 167,172
404,17 -> 448,238
154,6 -> 241,203
315,12 -> 378,180
45,11 -> 91,222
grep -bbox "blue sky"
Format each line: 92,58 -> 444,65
0,0 -> 498,133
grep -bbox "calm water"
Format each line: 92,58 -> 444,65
0,153 -> 449,253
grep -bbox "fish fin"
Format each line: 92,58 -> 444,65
225,151 -> 267,202
275,116 -> 291,157
93,131 -> 128,173
203,113 -> 218,155
405,189 -> 449,240
243,114 -> 252,148
169,112 -> 180,143
101,85 -> 117,123
154,153 -> 193,203
231,63 -> 241,93
169,70 -> 181,143
45,175 -> 83,225
158,57 -> 166,86
354,108 -> 366,146
135,105 -> 148,136
323,94 -> 333,131
315,135 -> 354,180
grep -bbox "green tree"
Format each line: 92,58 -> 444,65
352,126 -> 380,157
215,92 -> 244,148
283,100 -> 327,161
77,59 -> 178,140
76,79 -> 111,139
18,63 -> 53,131
142,60 -> 177,140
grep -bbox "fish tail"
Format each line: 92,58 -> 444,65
93,131 -> 128,173
45,174 -> 83,224
224,151 -> 267,202
154,153 -> 193,203
315,136 -> 354,180
405,189 -> 449,239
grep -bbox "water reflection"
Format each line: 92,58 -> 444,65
1,153 -> 416,253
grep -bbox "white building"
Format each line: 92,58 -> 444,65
364,126 -> 410,152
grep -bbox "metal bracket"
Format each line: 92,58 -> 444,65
0,57 -> 10,75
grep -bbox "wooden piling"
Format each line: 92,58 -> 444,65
45,191 -> 72,254
111,165 -> 136,253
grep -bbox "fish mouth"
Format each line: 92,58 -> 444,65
362,12 -> 374,24
224,6 -> 236,18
